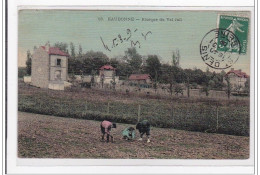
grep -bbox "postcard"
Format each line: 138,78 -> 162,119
6,5 -> 255,175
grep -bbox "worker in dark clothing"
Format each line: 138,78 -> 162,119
101,120 -> 117,142
136,120 -> 151,143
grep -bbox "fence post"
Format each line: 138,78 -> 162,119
171,102 -> 174,126
107,102 -> 110,114
39,99 -> 42,109
137,104 -> 141,122
216,106 -> 219,132
60,99 -> 63,114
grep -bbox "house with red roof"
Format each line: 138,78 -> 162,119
128,74 -> 151,84
31,43 -> 70,90
99,65 -> 115,77
98,65 -> 119,84
225,68 -> 249,88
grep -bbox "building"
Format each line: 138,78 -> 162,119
98,65 -> 119,84
128,74 -> 151,84
225,68 -> 249,88
99,65 -> 115,78
31,43 -> 70,90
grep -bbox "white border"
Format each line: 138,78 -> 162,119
7,1 -> 256,174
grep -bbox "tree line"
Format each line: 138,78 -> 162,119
24,42 -> 249,97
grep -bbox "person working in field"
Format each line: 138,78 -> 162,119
101,120 -> 117,142
122,126 -> 135,140
136,120 -> 151,143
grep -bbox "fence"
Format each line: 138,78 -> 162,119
18,93 -> 249,136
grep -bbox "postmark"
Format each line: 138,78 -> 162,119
200,28 -> 241,69
217,15 -> 249,54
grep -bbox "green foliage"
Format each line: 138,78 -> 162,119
109,58 -> 120,70
174,84 -> 184,96
51,42 -> 226,91
70,42 -> 76,58
53,42 -> 68,52
18,67 -> 27,78
145,55 -> 161,80
26,50 -> 32,75
116,63 -> 132,79
18,91 -> 249,136
244,78 -> 250,94
234,84 -> 243,93
124,47 -> 142,73
200,85 -> 210,96
225,76 -> 232,99
78,44 -> 83,57
85,51 -> 109,71
191,82 -> 198,89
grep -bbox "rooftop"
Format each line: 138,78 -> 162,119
226,69 -> 249,78
129,74 -> 151,80
41,46 -> 69,56
99,65 -> 115,70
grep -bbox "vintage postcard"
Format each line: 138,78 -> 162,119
14,7 -> 254,172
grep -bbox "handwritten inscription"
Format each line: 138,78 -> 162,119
100,29 -> 152,52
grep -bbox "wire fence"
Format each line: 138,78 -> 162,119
18,93 -> 249,136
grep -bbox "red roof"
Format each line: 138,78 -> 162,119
41,46 -> 69,56
227,69 -> 249,78
129,74 -> 151,80
99,65 -> 115,70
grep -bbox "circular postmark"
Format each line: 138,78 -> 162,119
200,28 -> 241,69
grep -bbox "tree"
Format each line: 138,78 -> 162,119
91,70 -> 96,87
160,64 -> 175,96
110,71 -> 116,91
172,52 -> 178,67
78,44 -> 83,57
116,62 -> 132,79
172,49 -> 180,67
186,76 -> 190,97
70,42 -> 76,58
244,78 -> 250,94
174,84 -> 184,96
124,47 -> 142,73
200,85 -> 210,96
234,84 -> 242,93
54,42 -> 68,52
84,51 -> 109,71
225,76 -> 232,99
26,50 -> 32,75
110,58 -> 120,70
145,55 -> 161,79
101,74 -> 104,88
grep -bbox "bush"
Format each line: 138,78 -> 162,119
18,91 -> 249,136
18,67 -> 27,78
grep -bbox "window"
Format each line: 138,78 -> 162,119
57,59 -> 61,66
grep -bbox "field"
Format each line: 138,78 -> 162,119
18,112 -> 249,159
18,81 -> 250,136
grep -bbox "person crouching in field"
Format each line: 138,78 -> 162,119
136,120 -> 151,143
122,127 -> 135,140
101,120 -> 116,142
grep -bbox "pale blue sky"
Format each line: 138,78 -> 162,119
18,10 -> 250,74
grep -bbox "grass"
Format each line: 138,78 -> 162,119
18,82 -> 250,136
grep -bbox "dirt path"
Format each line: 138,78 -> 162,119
18,112 -> 249,159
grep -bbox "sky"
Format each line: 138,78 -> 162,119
18,10 -> 251,74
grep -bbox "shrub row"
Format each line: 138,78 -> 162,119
18,94 -> 249,136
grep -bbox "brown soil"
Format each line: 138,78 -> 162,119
18,112 -> 249,159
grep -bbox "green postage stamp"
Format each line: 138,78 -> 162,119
217,15 -> 249,54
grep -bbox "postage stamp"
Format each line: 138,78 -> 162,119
217,15 -> 249,54
200,28 -> 241,69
